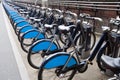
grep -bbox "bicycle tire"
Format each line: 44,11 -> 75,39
27,50 -> 43,69
18,26 -> 34,42
96,42 -> 111,72
38,66 -> 77,80
59,33 -> 68,45
90,32 -> 96,50
20,38 -> 32,53
14,21 -> 29,35
45,29 -> 54,37
20,30 -> 45,53
27,39 -> 59,69
75,32 -> 96,50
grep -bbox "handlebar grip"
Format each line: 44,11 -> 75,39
110,18 -> 120,26
79,13 -> 90,18
92,17 -> 103,22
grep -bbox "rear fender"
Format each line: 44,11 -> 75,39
22,29 -> 45,39
15,21 -> 29,28
19,26 -> 33,33
42,52 -> 77,69
30,39 -> 58,53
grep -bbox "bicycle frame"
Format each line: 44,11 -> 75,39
88,30 -> 109,61
89,30 -> 120,62
40,29 -> 120,75
81,24 -> 92,51
73,20 -> 94,52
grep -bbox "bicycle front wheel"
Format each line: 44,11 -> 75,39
96,42 -> 111,72
59,33 -> 68,45
90,32 -> 96,50
38,67 -> 77,80
75,32 -> 96,50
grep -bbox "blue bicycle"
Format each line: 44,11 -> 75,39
37,17 -> 120,80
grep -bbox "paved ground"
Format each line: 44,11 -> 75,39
0,2 -> 113,80
0,3 -> 21,80
1,3 -> 29,80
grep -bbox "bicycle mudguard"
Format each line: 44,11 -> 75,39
42,52 -> 77,69
10,12 -> 18,17
11,17 -> 22,24
16,21 -> 29,27
19,25 -> 33,33
11,15 -> 21,19
11,15 -> 20,21
13,18 -> 25,23
30,39 -> 59,53
22,29 -> 45,39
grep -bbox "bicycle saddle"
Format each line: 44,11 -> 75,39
19,9 -> 25,12
44,24 -> 57,29
58,25 -> 76,32
101,55 -> 120,69
33,18 -> 44,22
29,17 -> 35,20
20,11 -> 29,14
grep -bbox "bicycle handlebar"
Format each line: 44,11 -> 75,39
80,13 -> 103,22
91,17 -> 103,22
110,18 -> 120,26
79,13 -> 90,18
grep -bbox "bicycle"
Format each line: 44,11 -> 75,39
97,18 -> 120,72
58,11 -> 78,45
37,17 -> 120,80
27,10 -> 75,69
59,13 -> 97,59
19,8 -> 63,53
100,55 -> 120,80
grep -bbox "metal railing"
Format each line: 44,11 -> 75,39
14,0 -> 42,6
48,1 -> 120,11
48,0 -> 120,33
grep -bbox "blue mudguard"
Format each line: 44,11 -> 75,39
11,17 -> 22,24
30,39 -> 59,53
16,21 -> 29,28
22,29 -> 45,39
13,17 -> 25,23
11,15 -> 21,19
19,25 -> 34,33
42,52 -> 77,69
10,12 -> 18,17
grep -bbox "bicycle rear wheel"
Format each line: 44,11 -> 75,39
20,30 -> 45,53
75,32 -> 96,50
28,51 -> 44,69
59,33 -> 68,45
27,39 -> 59,69
18,26 -> 34,41
90,32 -> 96,50
97,42 -> 111,72
21,37 -> 36,53
38,67 -> 77,80
117,48 -> 120,57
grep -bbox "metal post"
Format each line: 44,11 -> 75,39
41,0 -> 48,7
117,3 -> 120,16
34,0 -> 38,6
93,3 -> 98,32
58,0 -> 60,9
